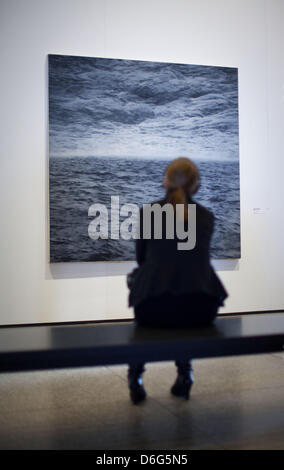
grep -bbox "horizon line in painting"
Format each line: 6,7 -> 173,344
48,54 -> 240,262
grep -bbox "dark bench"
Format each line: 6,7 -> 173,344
0,312 -> 283,373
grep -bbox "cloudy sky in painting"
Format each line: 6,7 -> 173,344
49,55 -> 239,161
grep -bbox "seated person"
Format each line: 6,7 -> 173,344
127,157 -> 228,404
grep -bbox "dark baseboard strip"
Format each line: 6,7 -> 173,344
0,318 -> 133,329
223,310 -> 284,317
0,309 -> 283,329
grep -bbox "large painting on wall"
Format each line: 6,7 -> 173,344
48,54 -> 240,262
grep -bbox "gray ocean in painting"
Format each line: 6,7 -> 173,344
49,156 -> 240,262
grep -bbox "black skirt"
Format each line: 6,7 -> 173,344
134,292 -> 219,328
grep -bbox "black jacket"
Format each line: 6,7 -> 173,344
128,197 -> 228,308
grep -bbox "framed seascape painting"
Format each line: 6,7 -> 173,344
48,54 -> 240,262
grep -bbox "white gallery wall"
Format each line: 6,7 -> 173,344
0,0 -> 283,325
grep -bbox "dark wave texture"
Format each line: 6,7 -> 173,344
49,157 -> 240,262
48,55 -> 239,160
48,55 -> 240,262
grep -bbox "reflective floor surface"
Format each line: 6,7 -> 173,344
0,352 -> 283,449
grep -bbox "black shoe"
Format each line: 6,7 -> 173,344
170,374 -> 194,400
128,365 -> 147,405
171,361 -> 194,400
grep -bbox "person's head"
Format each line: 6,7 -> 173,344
163,157 -> 200,219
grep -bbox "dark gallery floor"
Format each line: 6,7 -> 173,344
0,351 -> 284,450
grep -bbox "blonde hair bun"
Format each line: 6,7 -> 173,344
164,157 -> 200,220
